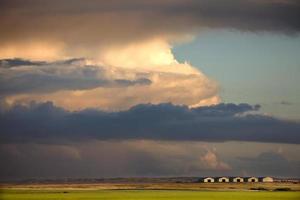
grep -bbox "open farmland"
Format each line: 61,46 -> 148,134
1,182 -> 300,200
1,189 -> 300,200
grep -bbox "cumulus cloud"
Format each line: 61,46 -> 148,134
0,102 -> 299,144
0,52 -> 219,110
0,39 -> 219,111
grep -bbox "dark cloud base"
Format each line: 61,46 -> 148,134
1,0 -> 300,51
0,101 -> 299,144
0,58 -> 151,96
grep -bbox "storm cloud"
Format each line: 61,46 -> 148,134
0,102 -> 299,144
236,151 -> 300,177
1,0 -> 300,60
1,0 -> 300,37
0,141 -> 236,180
1,141 -> 299,180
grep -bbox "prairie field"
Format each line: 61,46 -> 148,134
1,183 -> 300,200
1,189 -> 300,200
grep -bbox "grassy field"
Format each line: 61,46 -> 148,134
1,182 -> 299,200
1,189 -> 300,200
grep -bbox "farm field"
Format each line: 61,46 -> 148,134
1,182 -> 300,200
1,189 -> 300,200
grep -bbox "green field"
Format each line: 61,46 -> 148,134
1,190 -> 300,200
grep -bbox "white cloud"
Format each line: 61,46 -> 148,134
2,39 -> 219,111
200,148 -> 231,170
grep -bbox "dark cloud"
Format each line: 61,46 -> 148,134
0,141 -> 232,180
236,151 -> 300,177
1,141 -> 299,180
1,0 -> 299,33
0,102 -> 299,144
0,0 -> 299,53
0,58 -> 47,68
0,58 -> 151,95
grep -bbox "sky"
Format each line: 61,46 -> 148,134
174,30 -> 300,120
0,0 -> 300,180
